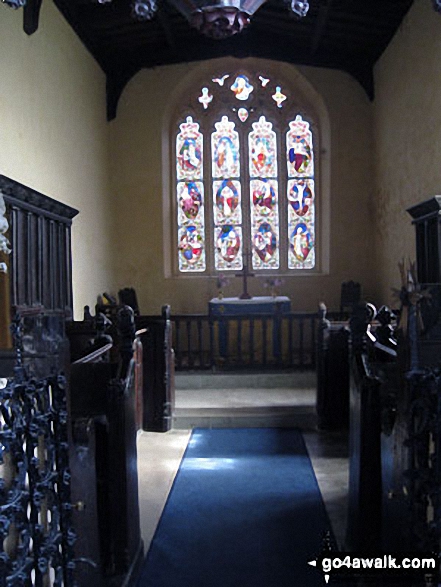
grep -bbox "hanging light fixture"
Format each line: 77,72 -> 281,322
131,0 -> 309,38
2,0 -> 308,39
2,0 -> 26,7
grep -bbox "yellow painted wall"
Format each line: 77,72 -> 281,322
0,0 -> 436,319
109,58 -> 375,314
374,0 -> 441,304
0,1 -> 112,318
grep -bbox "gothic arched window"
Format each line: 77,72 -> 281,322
175,71 -> 316,275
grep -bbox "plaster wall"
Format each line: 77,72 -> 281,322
0,2 -> 112,318
374,0 -> 441,304
109,58 -> 375,314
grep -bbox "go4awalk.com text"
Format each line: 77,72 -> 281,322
308,552 -> 438,584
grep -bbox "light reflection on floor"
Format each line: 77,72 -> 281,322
188,432 -> 203,447
182,457 -> 237,470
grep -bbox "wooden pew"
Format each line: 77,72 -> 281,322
345,304 -> 415,554
67,306 -> 143,587
135,305 -> 175,432
346,325 -> 383,551
317,302 -> 400,552
95,299 -> 175,433
316,303 -> 350,430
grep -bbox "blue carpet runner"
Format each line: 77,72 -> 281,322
136,428 -> 332,587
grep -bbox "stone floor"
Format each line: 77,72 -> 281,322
173,372 -> 318,429
137,371 -> 349,555
137,428 -> 191,553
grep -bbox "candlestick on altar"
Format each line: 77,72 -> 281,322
236,250 -> 254,300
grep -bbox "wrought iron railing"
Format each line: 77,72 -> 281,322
172,311 -> 321,370
0,312 -> 76,587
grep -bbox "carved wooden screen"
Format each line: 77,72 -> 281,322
0,175 -> 78,316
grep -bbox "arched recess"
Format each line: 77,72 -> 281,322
162,57 -> 331,279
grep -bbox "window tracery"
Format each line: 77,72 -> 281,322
175,71 -> 316,274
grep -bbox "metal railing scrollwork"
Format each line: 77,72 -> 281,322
0,315 -> 76,586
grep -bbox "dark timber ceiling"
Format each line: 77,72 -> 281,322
52,0 -> 415,119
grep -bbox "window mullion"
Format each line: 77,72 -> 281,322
204,119 -> 214,274
240,122 -> 251,264
278,123 -> 288,273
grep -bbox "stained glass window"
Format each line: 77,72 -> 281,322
237,108 -> 249,122
230,75 -> 254,100
212,116 -> 243,270
175,73 -> 317,274
198,87 -> 213,109
286,115 -> 315,269
272,86 -> 287,108
249,116 -> 279,270
176,116 -> 206,272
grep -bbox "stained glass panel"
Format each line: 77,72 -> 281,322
286,115 -> 314,177
251,179 -> 280,269
248,117 -> 279,269
251,179 -> 277,218
286,115 -> 315,269
198,87 -> 213,109
288,217 -> 315,269
213,179 -> 242,225
178,181 -> 204,223
249,116 -> 277,178
272,86 -> 286,108
213,75 -> 229,86
287,179 -> 314,218
178,225 -> 206,271
237,108 -> 249,122
212,115 -> 242,270
230,75 -> 253,100
252,221 -> 279,269
211,116 -> 240,179
176,117 -> 203,181
177,116 -> 205,272
215,225 -> 243,270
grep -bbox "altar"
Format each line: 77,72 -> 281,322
209,296 -> 291,362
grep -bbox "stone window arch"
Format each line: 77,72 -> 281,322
166,59 -> 330,278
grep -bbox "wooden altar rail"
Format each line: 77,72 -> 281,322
172,311 -> 323,370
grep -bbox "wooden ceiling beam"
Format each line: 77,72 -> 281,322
54,0 -> 414,119
54,0 -> 110,72
23,0 -> 43,35
329,7 -> 410,28
156,6 -> 178,50
310,0 -> 332,55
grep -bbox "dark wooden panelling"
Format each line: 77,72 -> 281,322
316,318 -> 349,430
136,306 -> 174,432
67,312 -> 144,586
0,175 -> 78,317
27,212 -> 38,306
346,350 -> 382,552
